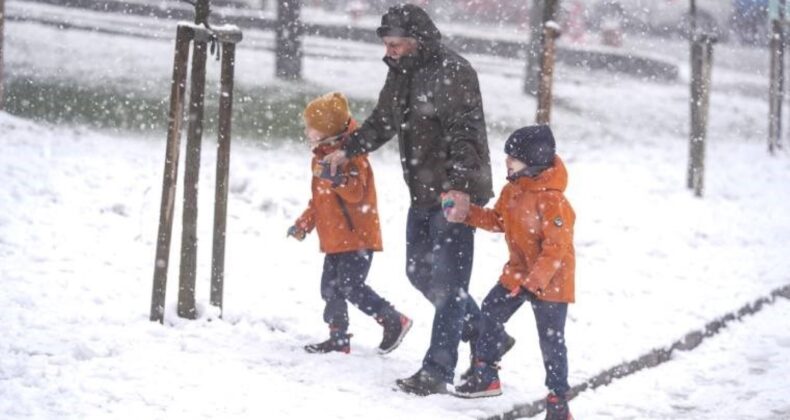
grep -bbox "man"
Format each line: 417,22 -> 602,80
324,4 -> 494,395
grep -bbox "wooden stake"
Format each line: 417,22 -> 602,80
150,26 -> 192,323
177,37 -> 208,320
210,42 -> 237,315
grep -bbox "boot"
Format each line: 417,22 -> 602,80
460,332 -> 515,382
545,393 -> 574,420
454,362 -> 502,399
395,369 -> 448,396
304,330 -> 352,354
376,310 -> 413,354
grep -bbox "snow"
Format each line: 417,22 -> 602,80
2,4 -> 790,419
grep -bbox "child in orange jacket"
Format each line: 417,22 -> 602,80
451,125 -> 575,420
287,92 -> 412,355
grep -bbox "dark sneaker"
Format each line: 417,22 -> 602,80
460,333 -> 516,382
454,362 -> 502,398
378,313 -> 413,354
545,393 -> 573,420
304,333 -> 352,354
395,369 -> 448,396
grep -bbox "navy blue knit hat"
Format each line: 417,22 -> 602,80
504,125 -> 556,169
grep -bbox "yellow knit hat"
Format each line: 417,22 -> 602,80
303,92 -> 351,136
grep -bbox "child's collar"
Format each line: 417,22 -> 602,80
312,134 -> 347,156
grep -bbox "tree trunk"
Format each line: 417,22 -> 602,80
524,0 -> 544,95
276,0 -> 302,80
687,36 -> 713,197
536,23 -> 560,124
524,0 -> 559,96
1,0 -> 6,110
769,0 -> 786,155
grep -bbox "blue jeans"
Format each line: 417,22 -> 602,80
475,284 -> 570,396
321,250 -> 392,332
406,206 -> 482,383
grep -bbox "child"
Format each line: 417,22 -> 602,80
287,92 -> 413,355
450,125 -> 575,420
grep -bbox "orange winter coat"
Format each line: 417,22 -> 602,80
465,156 -> 575,303
294,135 -> 382,254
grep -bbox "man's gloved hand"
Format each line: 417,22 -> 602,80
318,162 -> 347,187
287,225 -> 306,241
323,149 -> 349,176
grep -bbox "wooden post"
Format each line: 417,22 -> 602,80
1,0 -> 5,110
769,0 -> 786,155
536,22 -> 561,124
150,15 -> 242,323
177,35 -> 208,320
210,41 -> 236,315
687,35 -> 714,197
150,26 -> 192,323
276,0 -> 302,80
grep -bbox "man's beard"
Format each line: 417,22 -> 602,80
383,54 -> 421,72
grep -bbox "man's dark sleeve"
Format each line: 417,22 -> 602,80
436,65 -> 487,193
344,72 -> 399,157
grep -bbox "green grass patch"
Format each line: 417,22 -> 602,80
4,77 -> 377,143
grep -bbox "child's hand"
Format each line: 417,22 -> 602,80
441,193 -> 455,219
318,162 -> 347,187
509,284 -> 539,298
286,225 -> 306,241
442,190 -> 470,223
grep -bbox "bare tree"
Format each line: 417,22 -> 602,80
687,0 -> 715,197
524,0 -> 559,96
1,0 -> 6,110
276,0 -> 302,80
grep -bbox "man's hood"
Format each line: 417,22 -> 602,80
377,4 -> 442,57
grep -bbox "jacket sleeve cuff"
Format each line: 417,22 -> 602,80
342,131 -> 368,157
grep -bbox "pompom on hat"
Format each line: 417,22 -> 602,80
303,92 -> 351,137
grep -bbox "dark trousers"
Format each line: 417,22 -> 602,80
321,250 -> 391,333
406,206 -> 482,383
476,284 -> 570,396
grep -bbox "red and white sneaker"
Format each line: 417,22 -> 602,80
454,362 -> 502,398
545,393 -> 574,420
378,313 -> 413,354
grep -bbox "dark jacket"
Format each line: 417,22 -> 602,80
344,5 -> 494,208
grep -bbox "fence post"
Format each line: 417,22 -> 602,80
687,35 -> 714,197
769,0 -> 786,155
276,0 -> 302,80
150,25 -> 192,323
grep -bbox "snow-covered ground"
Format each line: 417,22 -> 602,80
2,5 -> 790,419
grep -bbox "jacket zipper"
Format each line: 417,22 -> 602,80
334,195 -> 356,232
